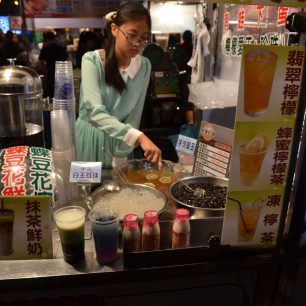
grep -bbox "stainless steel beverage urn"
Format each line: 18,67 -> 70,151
0,59 -> 44,149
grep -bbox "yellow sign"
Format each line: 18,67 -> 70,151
0,196 -> 53,259
222,45 -> 305,248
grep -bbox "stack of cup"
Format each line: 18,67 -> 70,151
51,61 -> 78,207
53,61 -> 76,146
50,110 -> 78,207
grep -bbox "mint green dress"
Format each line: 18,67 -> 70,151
76,50 -> 151,168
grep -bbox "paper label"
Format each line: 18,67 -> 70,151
69,162 -> 102,183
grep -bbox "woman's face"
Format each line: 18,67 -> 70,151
112,19 -> 150,59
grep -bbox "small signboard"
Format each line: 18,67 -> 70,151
221,45 -> 305,248
193,121 -> 233,178
70,161 -> 102,184
175,135 -> 197,155
0,196 -> 53,260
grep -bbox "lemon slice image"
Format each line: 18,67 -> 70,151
245,133 -> 270,153
144,182 -> 156,188
145,173 -> 158,180
256,133 -> 270,148
159,176 -> 172,184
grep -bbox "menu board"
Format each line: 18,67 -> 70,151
0,196 -> 53,260
221,45 -> 305,248
193,121 -> 233,178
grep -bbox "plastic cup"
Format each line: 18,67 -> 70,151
244,49 -> 278,116
53,206 -> 86,264
89,208 -> 119,264
239,144 -> 267,186
54,61 -> 74,100
51,110 -> 74,150
0,209 -> 14,256
52,99 -> 76,145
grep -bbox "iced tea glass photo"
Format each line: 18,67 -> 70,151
238,197 -> 266,242
244,49 -> 278,116
239,133 -> 270,186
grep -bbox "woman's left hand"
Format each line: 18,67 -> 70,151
137,134 -> 162,170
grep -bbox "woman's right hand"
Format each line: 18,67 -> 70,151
137,134 -> 162,170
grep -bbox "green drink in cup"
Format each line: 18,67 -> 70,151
54,206 -> 86,264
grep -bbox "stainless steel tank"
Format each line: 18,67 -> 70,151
0,59 -> 44,149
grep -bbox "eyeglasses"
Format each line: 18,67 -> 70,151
117,26 -> 150,46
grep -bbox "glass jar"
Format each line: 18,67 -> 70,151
122,214 -> 141,252
142,210 -> 160,251
172,208 -> 190,249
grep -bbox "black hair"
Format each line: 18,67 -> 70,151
104,2 -> 151,94
182,30 -> 192,43
43,31 -> 56,41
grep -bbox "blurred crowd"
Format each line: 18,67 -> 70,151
0,27 -> 195,126
0,28 -> 105,98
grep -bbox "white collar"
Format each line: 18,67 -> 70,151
120,55 -> 141,79
95,49 -> 141,79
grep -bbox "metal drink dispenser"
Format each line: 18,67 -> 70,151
0,59 -> 44,149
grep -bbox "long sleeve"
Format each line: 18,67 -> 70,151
76,51 -> 151,166
80,52 -> 132,141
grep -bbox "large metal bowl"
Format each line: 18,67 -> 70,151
169,176 -> 228,218
90,183 -> 168,220
112,158 -> 179,196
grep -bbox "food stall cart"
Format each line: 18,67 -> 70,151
0,1 -> 306,306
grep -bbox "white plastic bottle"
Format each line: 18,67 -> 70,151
122,214 -> 141,252
172,208 -> 190,249
142,210 -> 160,251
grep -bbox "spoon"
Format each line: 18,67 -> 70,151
180,180 -> 206,198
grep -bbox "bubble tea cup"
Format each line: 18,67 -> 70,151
54,206 -> 86,264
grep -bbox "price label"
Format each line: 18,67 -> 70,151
175,135 -> 197,155
193,121 -> 233,178
69,162 -> 102,183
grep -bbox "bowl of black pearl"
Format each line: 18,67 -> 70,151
169,176 -> 228,218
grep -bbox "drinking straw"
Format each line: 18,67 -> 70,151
228,197 -> 250,233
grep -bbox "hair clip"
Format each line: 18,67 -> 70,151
105,11 -> 117,22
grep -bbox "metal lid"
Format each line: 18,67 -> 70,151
0,59 -> 42,96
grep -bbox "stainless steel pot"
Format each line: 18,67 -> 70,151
169,176 -> 228,218
0,59 -> 43,148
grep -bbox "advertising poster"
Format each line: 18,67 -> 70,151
0,196 -> 53,260
0,16 -> 10,33
0,146 -> 54,198
205,0 -> 306,8
23,0 -> 119,18
221,45 -> 305,248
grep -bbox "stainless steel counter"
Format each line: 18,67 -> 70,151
0,217 -> 223,287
